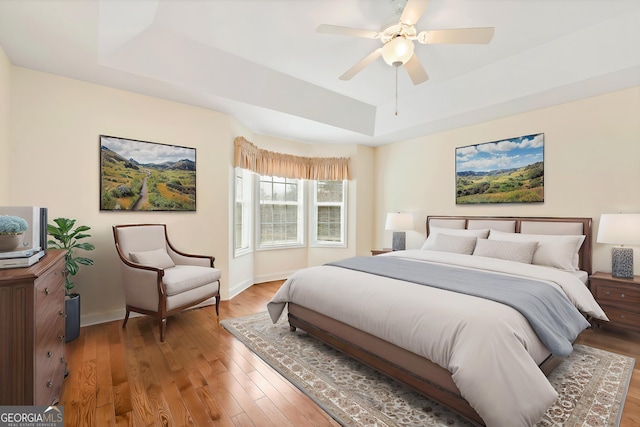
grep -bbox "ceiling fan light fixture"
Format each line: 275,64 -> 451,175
381,36 -> 414,66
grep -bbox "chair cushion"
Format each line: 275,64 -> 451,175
162,265 -> 221,296
129,248 -> 175,269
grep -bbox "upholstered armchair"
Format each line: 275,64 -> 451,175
112,224 -> 221,342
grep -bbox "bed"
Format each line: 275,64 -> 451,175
267,216 -> 608,427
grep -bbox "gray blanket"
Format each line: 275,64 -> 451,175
326,256 -> 590,357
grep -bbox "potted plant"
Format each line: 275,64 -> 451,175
47,218 -> 95,342
0,215 -> 28,252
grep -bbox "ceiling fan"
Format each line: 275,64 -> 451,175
317,0 -> 495,85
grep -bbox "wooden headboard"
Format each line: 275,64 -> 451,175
426,215 -> 593,274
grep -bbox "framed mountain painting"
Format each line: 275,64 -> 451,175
455,133 -> 544,204
100,135 -> 196,211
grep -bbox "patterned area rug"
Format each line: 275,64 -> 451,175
221,311 -> 634,427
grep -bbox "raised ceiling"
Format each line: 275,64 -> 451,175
0,0 -> 639,146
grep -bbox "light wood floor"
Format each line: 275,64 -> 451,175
60,281 -> 640,426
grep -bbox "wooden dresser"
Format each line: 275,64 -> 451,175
590,271 -> 640,333
0,249 -> 67,405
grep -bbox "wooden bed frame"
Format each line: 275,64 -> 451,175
288,215 -> 593,426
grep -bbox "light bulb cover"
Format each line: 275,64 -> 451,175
382,37 -> 414,66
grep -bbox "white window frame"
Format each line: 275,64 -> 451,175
233,168 -> 253,257
310,180 -> 347,247
256,175 -> 306,250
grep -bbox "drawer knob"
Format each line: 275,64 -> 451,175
621,294 -> 626,298
47,381 -> 53,388
59,310 -> 66,318
621,314 -> 626,319
59,334 -> 65,341
605,291 -> 611,296
44,287 -> 51,295
47,351 -> 52,357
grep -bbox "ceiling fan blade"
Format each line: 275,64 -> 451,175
404,54 -> 429,85
316,24 -> 378,39
339,48 -> 383,81
400,0 -> 429,26
417,27 -> 495,44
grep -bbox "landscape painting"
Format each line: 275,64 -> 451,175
100,135 -> 196,211
455,133 -> 544,204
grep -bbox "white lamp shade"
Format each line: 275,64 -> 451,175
382,37 -> 415,66
597,213 -> 640,245
385,213 -> 414,231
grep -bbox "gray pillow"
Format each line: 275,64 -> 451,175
129,248 -> 175,269
432,234 -> 478,255
472,239 -> 538,264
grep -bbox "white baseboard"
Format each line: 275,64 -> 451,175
228,277 -> 254,299
253,269 -> 296,284
80,272 -> 296,327
80,297 -> 217,327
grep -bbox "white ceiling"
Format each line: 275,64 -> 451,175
0,0 -> 639,146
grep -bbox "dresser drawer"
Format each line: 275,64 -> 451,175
35,352 -> 66,405
599,305 -> 640,332
36,311 -> 65,361
593,283 -> 640,309
0,250 -> 67,406
34,254 -> 66,405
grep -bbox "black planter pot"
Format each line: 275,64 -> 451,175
65,293 -> 81,343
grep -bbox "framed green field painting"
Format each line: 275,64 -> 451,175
455,133 -> 544,204
100,135 -> 196,211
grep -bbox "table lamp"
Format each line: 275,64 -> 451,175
385,212 -> 413,251
597,213 -> 640,278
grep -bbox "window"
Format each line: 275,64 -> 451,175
234,168 -> 252,256
257,175 -> 305,248
311,180 -> 347,246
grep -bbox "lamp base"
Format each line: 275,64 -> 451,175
612,247 -> 634,279
392,231 -> 406,251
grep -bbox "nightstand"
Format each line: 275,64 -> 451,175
371,248 -> 392,256
589,271 -> 640,333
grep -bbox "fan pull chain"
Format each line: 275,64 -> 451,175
395,65 -> 399,116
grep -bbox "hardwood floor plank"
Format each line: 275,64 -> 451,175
119,320 -> 155,427
194,385 -> 237,426
138,322 -> 191,426
59,281 -> 639,427
216,370 -> 275,427
247,370 -> 336,427
96,324 -> 114,408
230,412 -> 255,427
110,323 -> 133,416
96,404 -> 116,427
254,396 -> 295,427
114,411 -> 133,427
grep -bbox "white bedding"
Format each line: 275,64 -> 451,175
267,250 -> 607,427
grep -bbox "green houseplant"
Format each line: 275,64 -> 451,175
0,215 -> 28,251
47,217 -> 95,342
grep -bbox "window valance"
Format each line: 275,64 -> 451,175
234,136 -> 351,180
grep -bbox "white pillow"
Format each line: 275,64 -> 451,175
472,239 -> 538,264
432,234 -> 478,255
422,227 -> 489,250
129,248 -> 175,269
488,229 -> 586,271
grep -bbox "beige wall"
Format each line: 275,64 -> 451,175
375,86 -> 640,274
9,67 -> 233,324
0,46 -> 10,202
4,64 -> 373,324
